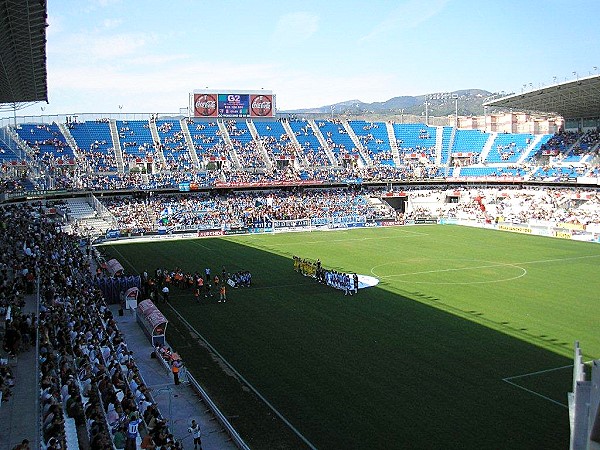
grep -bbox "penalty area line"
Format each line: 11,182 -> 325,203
500,361 -> 595,409
503,363 -> 575,381
501,379 -> 568,409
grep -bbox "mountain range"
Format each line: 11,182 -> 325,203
283,89 -> 509,117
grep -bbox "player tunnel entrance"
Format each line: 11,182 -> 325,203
381,193 -> 408,214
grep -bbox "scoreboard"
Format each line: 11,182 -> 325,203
190,89 -> 275,118
218,94 -> 249,117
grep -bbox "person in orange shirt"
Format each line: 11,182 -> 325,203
171,359 -> 182,385
219,284 -> 227,303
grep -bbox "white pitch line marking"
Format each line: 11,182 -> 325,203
371,253 -> 600,283
500,361 -> 595,409
502,379 -> 568,409
245,230 -> 430,247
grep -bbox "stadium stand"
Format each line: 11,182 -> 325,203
13,123 -> 74,164
188,119 -> 228,165
253,119 -> 297,163
451,129 -> 491,160
349,120 -> 392,166
485,132 -> 534,163
392,123 -> 438,166
288,119 -> 332,167
226,120 -> 266,169
316,119 -> 361,164
0,139 -> 21,164
1,115 -> 595,194
116,120 -> 156,167
68,120 -> 117,172
98,188 -> 395,233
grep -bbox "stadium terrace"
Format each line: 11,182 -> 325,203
0,115 -> 599,195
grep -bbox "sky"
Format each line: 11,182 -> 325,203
15,0 -> 600,117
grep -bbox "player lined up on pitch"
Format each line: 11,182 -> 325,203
293,256 -> 359,295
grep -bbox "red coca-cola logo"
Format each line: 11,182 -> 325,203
251,95 -> 272,117
194,94 -> 217,117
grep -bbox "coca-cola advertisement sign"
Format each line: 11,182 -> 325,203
250,94 -> 273,117
194,93 -> 218,117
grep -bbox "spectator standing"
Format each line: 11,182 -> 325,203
125,412 -> 141,450
172,359 -> 182,385
188,419 -> 202,450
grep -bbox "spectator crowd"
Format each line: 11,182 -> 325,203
0,203 -> 184,449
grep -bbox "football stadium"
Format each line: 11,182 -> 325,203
1,1 -> 600,450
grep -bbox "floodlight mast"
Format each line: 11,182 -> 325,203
453,94 -> 459,128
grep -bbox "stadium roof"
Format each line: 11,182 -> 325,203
483,74 -> 600,119
0,0 -> 48,106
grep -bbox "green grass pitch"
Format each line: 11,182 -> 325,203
100,225 -> 600,450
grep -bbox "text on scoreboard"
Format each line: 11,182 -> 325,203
218,94 -> 249,117
192,92 -> 273,118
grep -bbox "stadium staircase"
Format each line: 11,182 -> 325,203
4,126 -> 47,183
63,197 -> 114,235
580,141 -> 600,165
584,150 -> 600,168
109,120 -> 125,173
180,118 -> 200,170
309,119 -> 338,166
386,122 -> 401,167
342,120 -> 372,167
281,119 -> 310,167
434,126 -> 444,165
371,195 -> 397,217
149,120 -> 167,169
247,120 -> 274,171
57,122 -> 81,159
479,132 -> 498,162
439,127 -> 457,176
0,128 -> 19,160
517,135 -> 545,164
6,126 -> 35,160
216,120 -> 242,169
